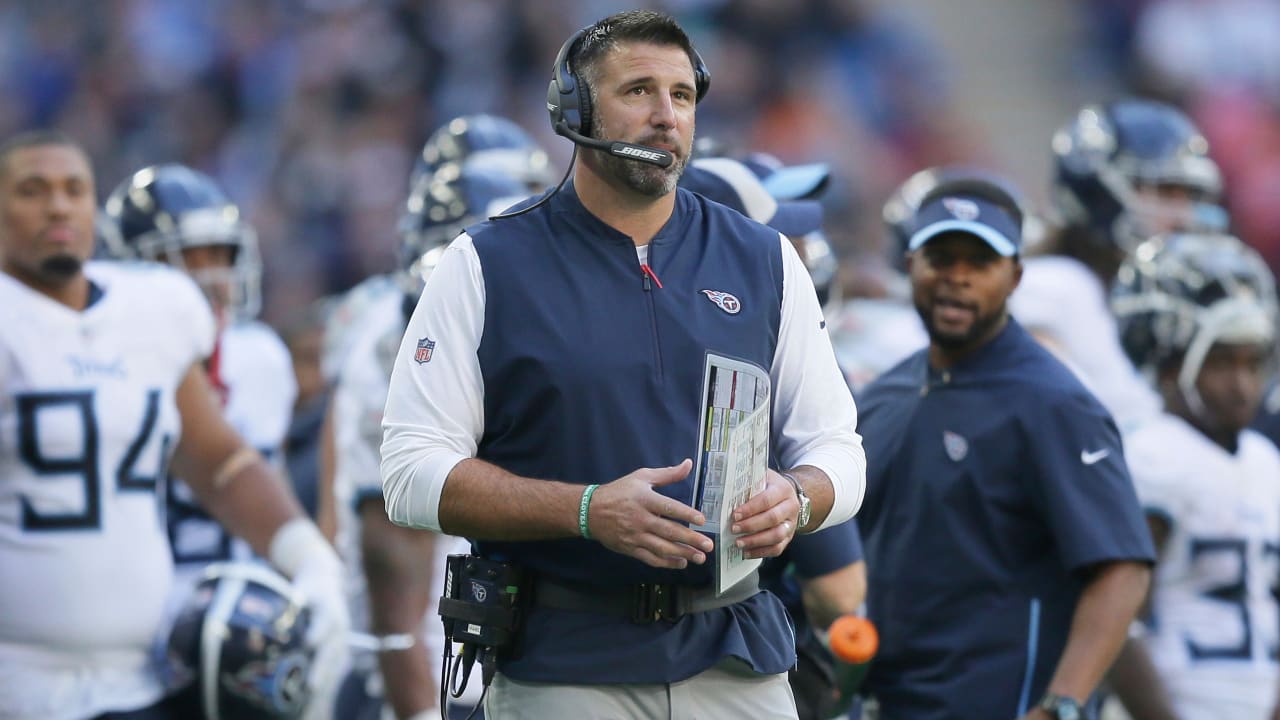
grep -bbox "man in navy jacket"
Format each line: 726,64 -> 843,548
379,9 -> 865,720
856,177 -> 1153,720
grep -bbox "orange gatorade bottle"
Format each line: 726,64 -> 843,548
828,615 -> 878,664
824,615 -> 878,716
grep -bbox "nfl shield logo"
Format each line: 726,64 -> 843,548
414,337 -> 435,365
942,430 -> 968,462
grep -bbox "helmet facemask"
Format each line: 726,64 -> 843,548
1113,232 -> 1279,426
130,207 -> 262,322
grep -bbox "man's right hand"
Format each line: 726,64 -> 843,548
586,459 -> 715,569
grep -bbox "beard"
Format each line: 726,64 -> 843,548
40,253 -> 83,280
915,298 -> 1008,351
589,116 -> 688,197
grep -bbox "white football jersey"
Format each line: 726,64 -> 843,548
1125,414 -> 1280,719
166,319 -> 297,615
0,262 -> 214,720
1011,256 -> 1161,432
329,289 -> 480,707
321,274 -> 402,384
827,297 -> 927,395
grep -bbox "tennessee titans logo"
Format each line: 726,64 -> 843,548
470,580 -> 488,603
222,649 -> 310,714
942,197 -> 980,221
414,336 -> 436,365
942,430 -> 969,462
701,289 -> 741,315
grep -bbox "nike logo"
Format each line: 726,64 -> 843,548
1081,448 -> 1111,465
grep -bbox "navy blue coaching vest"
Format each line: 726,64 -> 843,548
466,183 -> 794,683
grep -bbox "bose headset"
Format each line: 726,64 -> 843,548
494,20 -> 711,219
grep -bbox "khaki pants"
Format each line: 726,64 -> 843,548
483,658 -> 798,720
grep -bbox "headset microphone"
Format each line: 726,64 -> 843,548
489,118 -> 675,221
552,118 -> 674,168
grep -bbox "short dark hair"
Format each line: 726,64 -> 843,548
573,10 -> 698,94
0,129 -> 89,180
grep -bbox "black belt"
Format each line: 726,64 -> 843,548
533,570 -> 760,624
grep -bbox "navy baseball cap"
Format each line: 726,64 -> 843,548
907,187 -> 1023,256
680,158 -> 823,236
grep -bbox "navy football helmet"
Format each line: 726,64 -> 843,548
411,114 -> 554,193
1112,232 -> 1277,416
1052,99 -> 1225,252
166,562 -> 314,720
397,163 -> 528,299
103,164 -> 261,320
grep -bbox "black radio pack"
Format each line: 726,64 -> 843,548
437,554 -> 527,715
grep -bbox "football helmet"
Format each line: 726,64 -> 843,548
411,114 -> 554,193
799,230 -> 840,313
165,562 -> 314,720
397,162 -> 529,300
1051,99 -> 1225,252
1112,232 -> 1277,416
103,164 -> 262,320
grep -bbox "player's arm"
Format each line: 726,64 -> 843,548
173,360 -> 349,715
1023,392 -> 1158,717
1104,515 -> 1182,720
1020,559 -> 1151,719
380,236 -> 712,569
359,497 -> 439,719
171,361 -> 308,552
316,401 -> 339,542
801,561 -> 866,631
789,519 -> 867,630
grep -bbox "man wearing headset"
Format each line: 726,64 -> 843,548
380,9 -> 864,720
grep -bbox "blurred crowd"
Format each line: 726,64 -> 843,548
0,0 -> 976,324
1082,0 -> 1280,274
10,0 -> 1279,323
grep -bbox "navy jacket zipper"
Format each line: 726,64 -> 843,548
639,257 -> 664,379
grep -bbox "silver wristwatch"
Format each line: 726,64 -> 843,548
781,472 -> 811,529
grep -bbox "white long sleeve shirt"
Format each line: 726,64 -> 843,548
380,231 -> 865,533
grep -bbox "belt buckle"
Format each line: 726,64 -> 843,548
632,583 -> 678,623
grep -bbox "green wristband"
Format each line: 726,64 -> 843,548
578,484 -> 600,540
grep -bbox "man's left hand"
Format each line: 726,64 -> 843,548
729,470 -> 799,559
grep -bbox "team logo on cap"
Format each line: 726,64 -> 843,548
414,336 -> 436,364
943,430 -> 969,462
942,197 -> 980,221
701,289 -> 741,315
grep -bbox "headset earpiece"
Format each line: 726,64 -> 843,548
548,27 -> 590,137
692,56 -> 711,103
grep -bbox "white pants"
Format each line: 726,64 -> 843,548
483,658 -> 797,720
